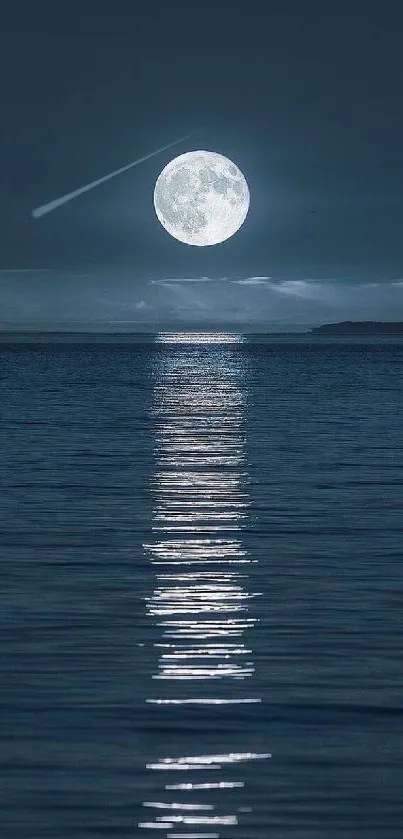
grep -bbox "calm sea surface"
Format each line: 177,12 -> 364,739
1,333 -> 402,838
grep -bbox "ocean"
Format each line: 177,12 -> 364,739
1,333 -> 402,838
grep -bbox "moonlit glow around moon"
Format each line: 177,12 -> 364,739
153,150 -> 250,246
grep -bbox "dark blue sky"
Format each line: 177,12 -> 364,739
1,2 -> 403,327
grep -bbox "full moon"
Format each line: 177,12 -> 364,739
153,150 -> 250,246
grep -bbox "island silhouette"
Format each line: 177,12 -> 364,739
309,321 -> 403,335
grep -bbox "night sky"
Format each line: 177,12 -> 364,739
1,2 -> 403,329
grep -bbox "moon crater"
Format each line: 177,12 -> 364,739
153,150 -> 250,246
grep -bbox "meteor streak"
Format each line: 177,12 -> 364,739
32,131 -> 199,218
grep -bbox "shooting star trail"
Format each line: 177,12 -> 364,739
32,131 -> 200,218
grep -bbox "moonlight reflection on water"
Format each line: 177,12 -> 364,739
140,332 -> 268,836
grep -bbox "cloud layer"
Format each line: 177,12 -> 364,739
0,270 -> 402,328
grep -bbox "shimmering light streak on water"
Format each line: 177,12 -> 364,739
165,784 -> 245,791
140,333 -> 266,835
157,332 -> 244,344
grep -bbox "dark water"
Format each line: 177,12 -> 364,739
1,333 -> 402,838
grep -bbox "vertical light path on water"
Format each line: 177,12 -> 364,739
139,333 -> 269,838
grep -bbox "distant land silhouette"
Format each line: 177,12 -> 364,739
309,321 -> 403,335
1,322 -> 403,338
